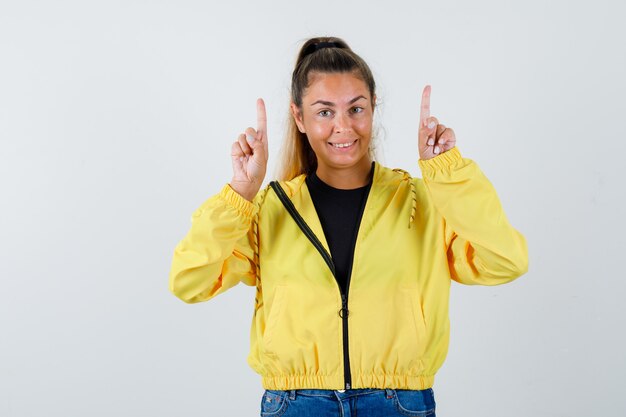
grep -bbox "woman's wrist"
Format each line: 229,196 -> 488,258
229,181 -> 258,202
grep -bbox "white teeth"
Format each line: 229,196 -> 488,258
331,140 -> 356,148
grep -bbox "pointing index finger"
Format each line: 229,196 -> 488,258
420,85 -> 431,127
256,98 -> 267,137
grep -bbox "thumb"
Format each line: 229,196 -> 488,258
245,128 -> 267,161
245,132 -> 258,148
419,116 -> 439,146
244,128 -> 262,150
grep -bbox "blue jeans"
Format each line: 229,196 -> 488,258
260,388 -> 436,417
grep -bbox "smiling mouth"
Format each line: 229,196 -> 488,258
329,139 -> 357,149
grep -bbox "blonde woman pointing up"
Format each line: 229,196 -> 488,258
169,36 -> 529,416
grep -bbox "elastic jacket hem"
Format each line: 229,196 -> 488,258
262,373 -> 435,391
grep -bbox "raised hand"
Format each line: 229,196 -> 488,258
418,85 -> 456,160
230,98 -> 269,202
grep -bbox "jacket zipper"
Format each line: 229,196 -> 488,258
339,293 -> 351,389
340,178 -> 373,389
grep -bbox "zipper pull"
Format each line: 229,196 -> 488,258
339,293 -> 349,318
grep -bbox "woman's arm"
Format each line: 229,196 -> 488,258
168,184 -> 258,303
170,98 -> 269,303
416,85 -> 527,285
418,147 -> 529,285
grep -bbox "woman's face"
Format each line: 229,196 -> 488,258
291,72 -> 375,178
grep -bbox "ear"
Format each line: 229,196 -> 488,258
372,94 -> 377,110
290,102 -> 306,133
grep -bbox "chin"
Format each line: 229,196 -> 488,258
326,154 -> 371,170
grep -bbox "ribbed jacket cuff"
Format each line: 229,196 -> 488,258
418,146 -> 462,175
218,183 -> 257,220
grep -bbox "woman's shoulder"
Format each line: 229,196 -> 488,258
272,174 -> 308,198
375,162 -> 427,191
250,174 -> 307,210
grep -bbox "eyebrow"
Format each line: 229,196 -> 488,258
310,95 -> 367,106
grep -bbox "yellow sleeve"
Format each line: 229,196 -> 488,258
418,147 -> 529,286
168,183 -> 259,303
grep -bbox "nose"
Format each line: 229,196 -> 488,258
334,112 -> 352,134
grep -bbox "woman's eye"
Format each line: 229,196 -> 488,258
318,110 -> 332,117
352,107 -> 364,113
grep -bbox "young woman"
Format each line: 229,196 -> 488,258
169,36 -> 528,416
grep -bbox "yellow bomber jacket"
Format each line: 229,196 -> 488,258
169,147 -> 529,391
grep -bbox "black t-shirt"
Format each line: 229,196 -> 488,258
305,162 -> 375,295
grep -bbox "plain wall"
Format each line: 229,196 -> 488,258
1,0 -> 624,416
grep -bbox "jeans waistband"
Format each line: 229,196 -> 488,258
267,388 -> 394,400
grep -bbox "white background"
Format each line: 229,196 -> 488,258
1,0 -> 624,416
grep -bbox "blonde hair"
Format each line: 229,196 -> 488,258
275,36 -> 379,181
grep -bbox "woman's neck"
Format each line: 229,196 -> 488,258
315,158 -> 373,190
